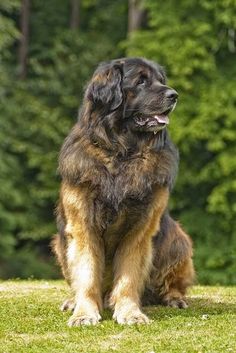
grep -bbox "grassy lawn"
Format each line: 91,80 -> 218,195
0,281 -> 235,353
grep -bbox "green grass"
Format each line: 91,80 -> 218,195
0,281 -> 235,353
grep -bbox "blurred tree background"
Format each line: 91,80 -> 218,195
0,0 -> 236,284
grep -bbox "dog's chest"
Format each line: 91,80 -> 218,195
101,196 -> 150,260
93,154 -> 155,221
101,153 -> 158,204
92,150 -> 172,237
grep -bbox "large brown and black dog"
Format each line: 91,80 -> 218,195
52,57 -> 194,326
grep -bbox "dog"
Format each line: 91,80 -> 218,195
52,57 -> 194,326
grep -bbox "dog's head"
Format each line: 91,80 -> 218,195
83,57 -> 178,136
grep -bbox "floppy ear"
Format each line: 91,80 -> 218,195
86,62 -> 123,111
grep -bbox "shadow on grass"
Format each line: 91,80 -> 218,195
146,297 -> 236,321
97,297 -> 236,324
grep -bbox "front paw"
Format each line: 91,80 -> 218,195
68,312 -> 101,327
113,309 -> 150,325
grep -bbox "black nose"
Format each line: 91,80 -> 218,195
165,89 -> 178,100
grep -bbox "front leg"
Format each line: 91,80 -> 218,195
109,187 -> 169,324
66,237 -> 104,326
62,183 -> 104,326
110,232 -> 152,324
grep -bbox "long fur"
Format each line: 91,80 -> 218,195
52,57 -> 194,326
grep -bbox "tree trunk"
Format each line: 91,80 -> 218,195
19,0 -> 30,80
70,0 -> 80,30
128,0 -> 146,33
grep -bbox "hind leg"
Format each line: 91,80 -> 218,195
156,257 -> 194,308
143,213 -> 194,308
52,233 -> 76,311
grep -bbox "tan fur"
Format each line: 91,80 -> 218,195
143,217 -> 194,307
61,182 -> 105,325
53,57 -> 195,326
109,187 -> 169,324
59,182 -> 169,325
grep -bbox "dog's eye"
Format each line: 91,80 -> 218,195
137,75 -> 147,86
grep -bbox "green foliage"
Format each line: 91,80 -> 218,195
0,0 -> 235,283
0,1 -> 20,84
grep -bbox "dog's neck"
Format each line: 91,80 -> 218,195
78,106 -> 169,157
87,123 -> 168,158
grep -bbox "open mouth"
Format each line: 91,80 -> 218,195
134,107 -> 173,132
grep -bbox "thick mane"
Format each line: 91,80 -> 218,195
77,94 -> 171,153
59,57 -> 179,210
59,118 -> 179,210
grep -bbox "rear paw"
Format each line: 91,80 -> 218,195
68,312 -> 101,327
60,298 -> 75,312
163,298 -> 188,309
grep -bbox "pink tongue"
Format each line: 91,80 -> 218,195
154,115 -> 169,124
